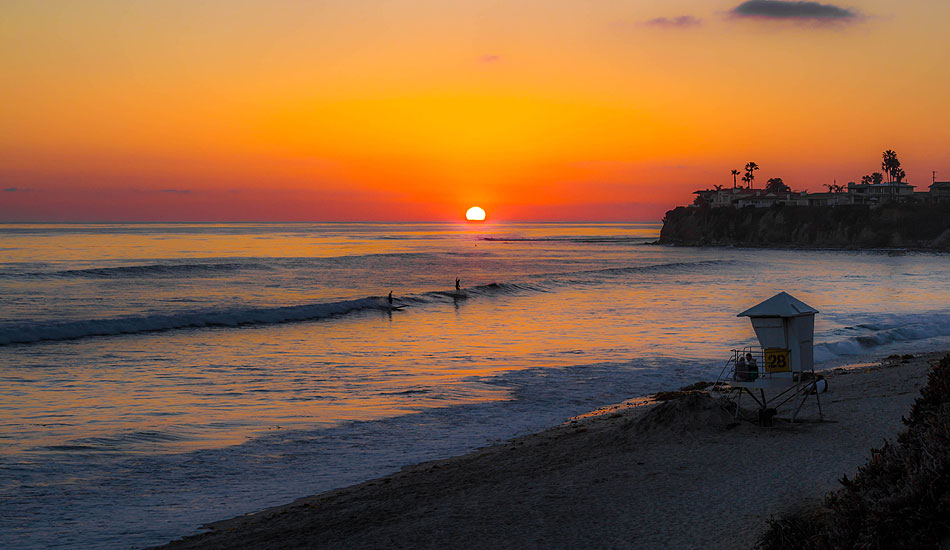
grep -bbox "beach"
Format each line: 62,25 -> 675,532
154,352 -> 942,550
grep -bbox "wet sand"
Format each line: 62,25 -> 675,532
153,352 -> 943,550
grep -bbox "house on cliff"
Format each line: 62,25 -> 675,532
847,181 -> 915,204
693,180 -> 927,208
693,188 -> 810,208
930,182 -> 950,203
735,190 -> 809,208
802,191 -> 852,206
692,187 -> 754,208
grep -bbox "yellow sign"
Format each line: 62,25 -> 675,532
764,348 -> 791,373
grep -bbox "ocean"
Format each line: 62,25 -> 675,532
2,222 -> 950,549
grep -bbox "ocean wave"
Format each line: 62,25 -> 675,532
480,236 -> 654,243
0,297 -> 392,346
0,260 -> 736,346
814,314 -> 950,362
548,259 -> 737,283
466,281 -> 545,295
3,253 -> 442,279
6,262 -> 271,280
411,282 -> 546,303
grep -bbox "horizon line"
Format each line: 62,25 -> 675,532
0,219 -> 665,225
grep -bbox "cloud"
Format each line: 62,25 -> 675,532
731,0 -> 857,20
479,54 -> 501,64
3,187 -> 31,192
160,189 -> 191,194
644,15 -> 702,28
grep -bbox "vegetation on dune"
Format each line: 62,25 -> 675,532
757,355 -> 950,549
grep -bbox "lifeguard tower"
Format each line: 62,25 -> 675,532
717,292 -> 824,423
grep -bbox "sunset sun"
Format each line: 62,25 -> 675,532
465,206 -> 486,221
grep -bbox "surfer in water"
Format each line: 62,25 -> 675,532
388,291 -> 393,305
455,278 -> 460,292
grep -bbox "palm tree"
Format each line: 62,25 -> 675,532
882,150 -> 901,182
731,169 -> 740,189
744,162 -> 759,189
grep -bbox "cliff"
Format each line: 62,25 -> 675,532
659,203 -> 950,249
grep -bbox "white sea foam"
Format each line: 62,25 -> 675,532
813,313 -> 950,363
0,359 -> 719,550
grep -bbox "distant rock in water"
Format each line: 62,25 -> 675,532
659,203 -> 950,249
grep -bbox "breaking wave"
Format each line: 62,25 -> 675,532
814,313 -> 950,363
0,259 -> 738,346
0,297 -> 392,346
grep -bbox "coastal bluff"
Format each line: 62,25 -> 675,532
659,203 -> 950,248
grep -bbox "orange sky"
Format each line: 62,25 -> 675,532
2,0 -> 948,221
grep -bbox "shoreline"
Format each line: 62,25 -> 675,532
153,351 -> 946,549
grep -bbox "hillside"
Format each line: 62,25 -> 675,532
659,203 -> 950,249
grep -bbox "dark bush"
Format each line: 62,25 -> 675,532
758,355 -> 950,549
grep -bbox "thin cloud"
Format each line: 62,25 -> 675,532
645,15 -> 702,28
731,0 -> 858,20
479,54 -> 501,64
3,187 -> 31,192
160,189 -> 191,194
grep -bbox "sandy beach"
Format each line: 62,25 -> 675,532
154,352 -> 943,550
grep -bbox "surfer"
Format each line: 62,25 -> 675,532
388,291 -> 393,305
455,278 -> 460,291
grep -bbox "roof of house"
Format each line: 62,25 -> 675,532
737,292 -> 819,318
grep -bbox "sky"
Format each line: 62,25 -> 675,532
2,0 -> 949,222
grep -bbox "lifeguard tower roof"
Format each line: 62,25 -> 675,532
737,292 -> 818,318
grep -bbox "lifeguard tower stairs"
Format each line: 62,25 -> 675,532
715,292 -> 824,424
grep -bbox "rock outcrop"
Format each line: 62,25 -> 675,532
659,203 -> 950,249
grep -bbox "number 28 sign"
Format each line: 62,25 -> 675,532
764,348 -> 791,373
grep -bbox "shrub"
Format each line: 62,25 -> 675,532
758,355 -> 950,549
